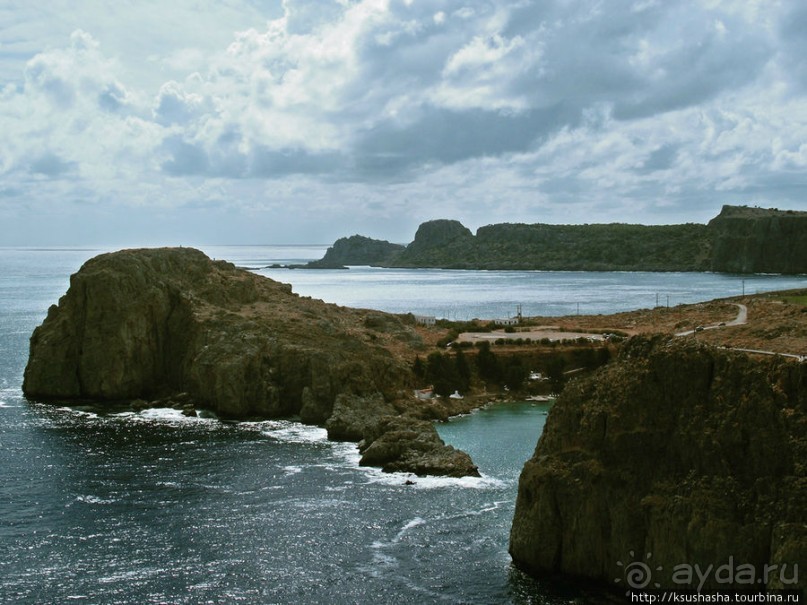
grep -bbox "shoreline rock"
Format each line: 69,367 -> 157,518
22,247 -> 478,477
509,335 -> 805,592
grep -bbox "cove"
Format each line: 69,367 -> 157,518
435,400 -> 552,481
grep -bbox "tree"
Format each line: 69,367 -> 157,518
475,341 -> 500,382
502,357 -> 528,390
545,354 -> 567,394
413,355 -> 425,380
454,348 -> 471,393
426,352 -> 459,397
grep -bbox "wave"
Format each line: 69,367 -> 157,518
256,420 -> 329,444
74,495 -> 116,505
361,466 -> 504,490
32,405 -> 504,491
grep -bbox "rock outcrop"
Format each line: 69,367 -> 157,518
359,416 -> 479,478
709,205 -> 807,274
304,234 -> 404,268
509,336 -> 805,592
387,219 -> 477,268
23,247 -> 478,477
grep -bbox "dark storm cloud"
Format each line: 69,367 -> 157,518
354,104 -> 580,177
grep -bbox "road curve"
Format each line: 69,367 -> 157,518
677,303 -> 804,361
675,303 -> 747,337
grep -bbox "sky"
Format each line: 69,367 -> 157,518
1,0 -> 806,246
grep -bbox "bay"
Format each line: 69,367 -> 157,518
1,245 -> 804,604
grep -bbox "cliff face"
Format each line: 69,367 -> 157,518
23,248 -> 478,477
510,336 -> 805,591
709,205 -> 807,274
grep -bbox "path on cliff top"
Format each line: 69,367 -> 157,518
677,303 -> 805,361
675,303 -> 747,337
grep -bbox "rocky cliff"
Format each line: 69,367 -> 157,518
304,234 -> 404,268
23,247 -> 478,477
307,205 -> 807,273
392,219 -> 476,267
709,205 -> 807,273
509,335 -> 805,592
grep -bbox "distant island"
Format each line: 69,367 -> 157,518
304,205 -> 807,274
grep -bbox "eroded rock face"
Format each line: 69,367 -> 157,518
709,205 -> 807,274
23,247 -> 477,477
509,336 -> 805,591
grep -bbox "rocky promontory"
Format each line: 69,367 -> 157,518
708,205 -> 807,273
306,205 -> 807,273
22,247 -> 478,477
509,335 -> 805,592
303,234 -> 404,269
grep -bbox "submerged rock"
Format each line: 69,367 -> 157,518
509,335 -> 805,591
22,247 -> 478,477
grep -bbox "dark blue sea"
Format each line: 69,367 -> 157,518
1,246 -> 804,604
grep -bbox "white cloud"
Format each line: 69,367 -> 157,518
0,0 -> 805,246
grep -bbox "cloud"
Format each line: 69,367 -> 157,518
28,152 -> 77,176
0,0 -> 805,246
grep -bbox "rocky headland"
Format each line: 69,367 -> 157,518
303,234 -> 404,269
708,205 -> 807,274
509,335 -> 805,592
306,205 -> 807,273
22,247 -> 478,477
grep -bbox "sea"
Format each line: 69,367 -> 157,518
1,245 -> 804,604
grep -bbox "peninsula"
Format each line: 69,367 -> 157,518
305,205 -> 807,274
22,247 -> 479,477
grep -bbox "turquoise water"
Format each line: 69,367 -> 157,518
434,401 -> 552,481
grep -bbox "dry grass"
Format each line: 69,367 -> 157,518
429,290 -> 807,359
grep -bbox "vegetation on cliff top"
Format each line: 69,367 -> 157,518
306,205 -> 807,273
